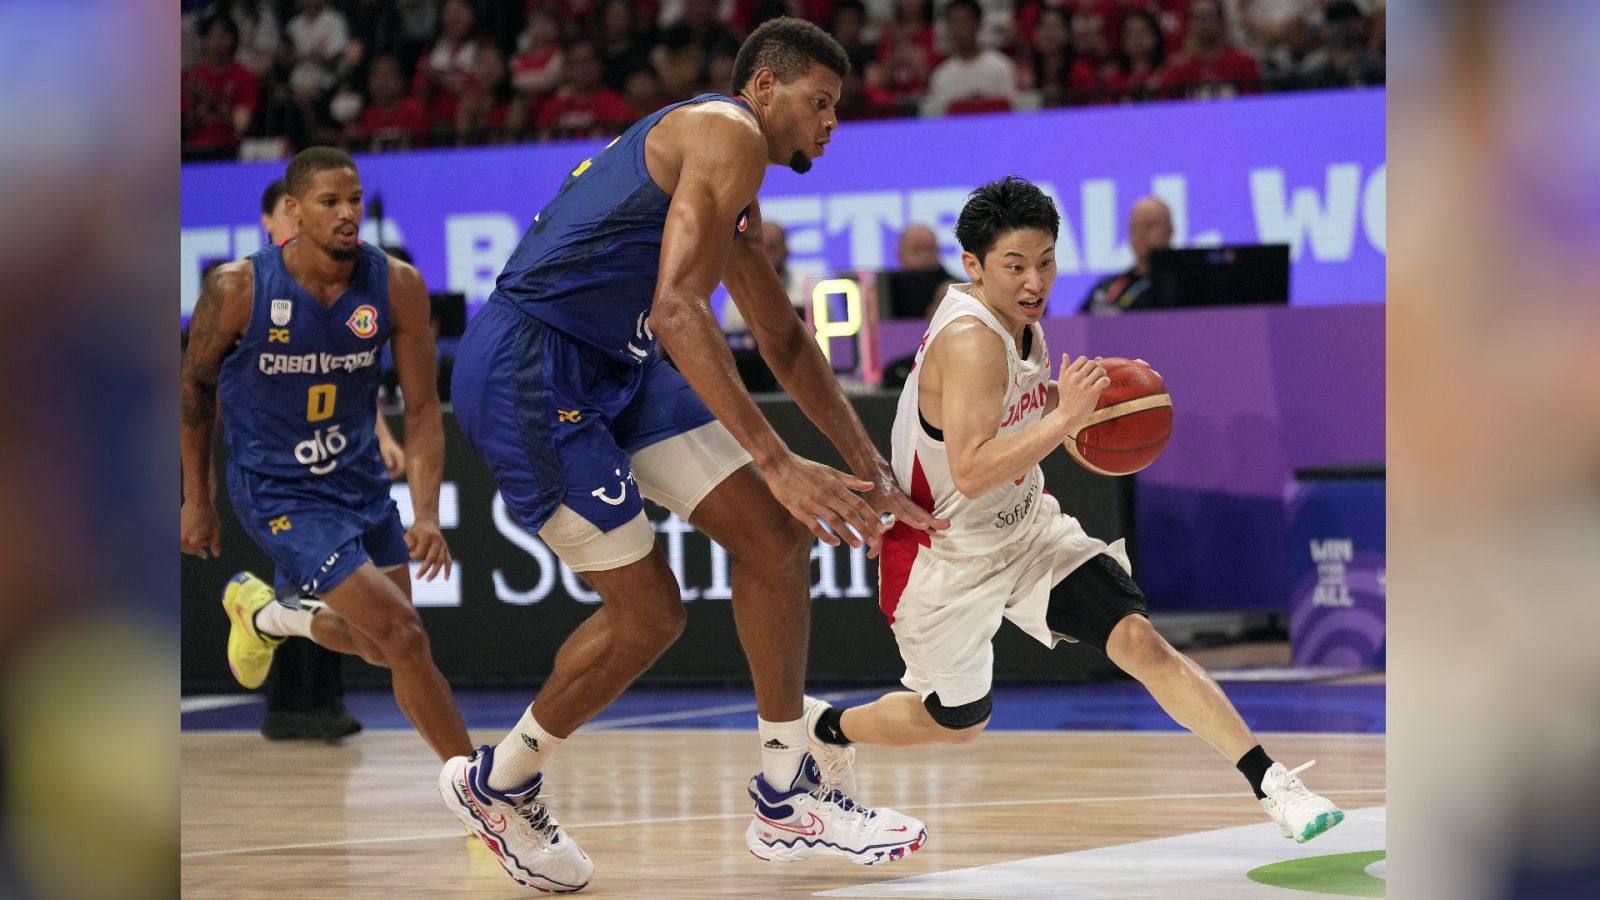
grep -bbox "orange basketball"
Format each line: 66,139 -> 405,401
1065,357 -> 1172,476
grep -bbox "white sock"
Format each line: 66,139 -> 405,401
253,600 -> 315,639
758,716 -> 808,788
488,706 -> 565,793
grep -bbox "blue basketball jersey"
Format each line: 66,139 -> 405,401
219,241 -> 391,495
491,93 -> 755,365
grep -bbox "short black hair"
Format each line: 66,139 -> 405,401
261,178 -> 289,216
285,146 -> 358,197
954,176 -> 1061,261
945,0 -> 982,23
731,16 -> 850,94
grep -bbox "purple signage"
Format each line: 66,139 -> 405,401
181,89 -> 1384,318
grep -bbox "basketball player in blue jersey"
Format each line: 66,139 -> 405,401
442,17 -> 946,892
181,147 -> 473,765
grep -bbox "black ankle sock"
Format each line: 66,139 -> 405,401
1236,744 -> 1274,799
814,706 -> 852,746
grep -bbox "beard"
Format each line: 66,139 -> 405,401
329,243 -> 359,262
787,150 -> 812,174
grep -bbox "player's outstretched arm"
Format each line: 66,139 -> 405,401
938,322 -> 1108,498
651,110 -> 880,551
387,259 -> 451,580
722,201 -> 948,538
180,262 -> 252,558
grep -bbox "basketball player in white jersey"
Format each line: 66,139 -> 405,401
801,177 -> 1345,845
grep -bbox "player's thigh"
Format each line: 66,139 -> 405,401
316,557 -> 424,646
363,499 -> 413,602
538,509 -> 686,638
889,551 -> 1009,708
1043,553 -> 1150,656
228,467 -> 368,597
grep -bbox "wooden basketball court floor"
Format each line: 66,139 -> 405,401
182,696 -> 1385,899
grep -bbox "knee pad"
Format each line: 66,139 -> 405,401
923,691 -> 992,730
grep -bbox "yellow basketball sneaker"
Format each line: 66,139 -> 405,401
221,572 -> 284,689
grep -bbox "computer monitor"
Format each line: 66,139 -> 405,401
1146,244 -> 1290,308
880,267 -> 956,320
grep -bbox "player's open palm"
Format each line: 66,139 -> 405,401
1052,354 -> 1110,435
405,520 -> 453,581
181,499 -> 223,559
765,452 -> 882,554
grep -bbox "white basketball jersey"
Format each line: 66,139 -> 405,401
890,285 -> 1052,557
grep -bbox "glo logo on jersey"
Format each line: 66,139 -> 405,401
346,305 -> 379,338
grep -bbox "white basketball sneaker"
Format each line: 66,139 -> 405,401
802,696 -> 857,793
746,754 -> 926,865
1260,760 -> 1345,843
439,746 -> 593,893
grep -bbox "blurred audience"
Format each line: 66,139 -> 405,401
1163,0 -> 1262,98
897,223 -> 945,271
177,0 -> 1384,158
350,52 -> 429,150
535,41 -> 635,140
1103,7 -> 1169,103
182,14 -> 260,159
922,0 -> 1018,115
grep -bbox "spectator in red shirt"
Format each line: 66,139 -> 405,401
412,0 -> 480,131
510,8 -> 565,104
869,0 -> 938,110
1162,0 -> 1260,98
1102,7 -> 1168,102
1069,3 -> 1113,72
352,54 -> 429,151
456,43 -> 520,145
182,14 -> 260,159
1019,6 -> 1101,107
535,41 -> 637,140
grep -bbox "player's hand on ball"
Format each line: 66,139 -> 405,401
1053,354 -> 1110,434
765,452 -> 881,554
180,499 -> 223,559
405,519 -> 453,581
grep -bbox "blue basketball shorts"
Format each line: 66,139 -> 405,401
226,463 -> 409,596
452,297 -> 751,571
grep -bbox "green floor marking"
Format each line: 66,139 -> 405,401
1246,849 -> 1386,897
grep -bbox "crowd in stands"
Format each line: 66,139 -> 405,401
182,0 -> 1385,160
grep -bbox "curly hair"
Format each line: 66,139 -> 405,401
731,16 -> 850,94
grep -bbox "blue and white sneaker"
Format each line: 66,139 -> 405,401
745,754 -> 926,865
439,746 -> 593,892
1260,760 -> 1345,843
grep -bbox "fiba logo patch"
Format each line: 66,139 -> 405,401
346,305 -> 379,338
270,299 -> 293,326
